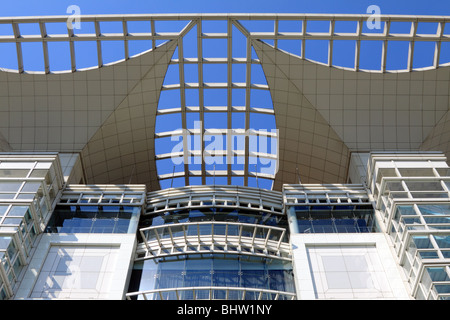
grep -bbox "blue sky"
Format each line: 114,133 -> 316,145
0,0 -> 449,16
1,0 -> 448,71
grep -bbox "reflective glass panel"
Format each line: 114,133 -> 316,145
46,205 -> 139,234
128,253 -> 295,298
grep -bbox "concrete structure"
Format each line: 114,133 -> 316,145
0,13 -> 449,300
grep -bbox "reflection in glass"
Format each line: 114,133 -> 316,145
45,205 -> 140,234
141,208 -> 288,230
294,205 -> 376,233
128,253 -> 295,299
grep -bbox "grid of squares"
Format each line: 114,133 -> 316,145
306,245 -> 395,299
365,153 -> 450,299
30,245 -> 118,299
154,19 -> 278,190
0,154 -> 65,299
252,38 -> 449,166
1,15 -> 449,73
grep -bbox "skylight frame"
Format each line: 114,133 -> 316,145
0,14 -> 448,74
154,17 -> 278,190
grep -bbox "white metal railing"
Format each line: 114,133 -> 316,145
283,184 -> 371,205
138,221 -> 290,259
146,185 -> 284,215
126,285 -> 296,300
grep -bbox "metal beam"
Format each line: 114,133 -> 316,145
11,23 -> 23,73
94,21 -> 103,67
39,22 -> 50,74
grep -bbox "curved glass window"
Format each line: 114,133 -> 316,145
294,205 -> 377,233
128,254 -> 295,300
142,208 -> 287,229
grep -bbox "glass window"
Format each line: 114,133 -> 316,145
419,251 -> 439,259
398,168 -> 435,177
3,218 -> 23,226
0,162 -> 34,169
12,257 -> 22,277
411,235 -> 434,249
424,267 -> 450,283
0,169 -> 30,178
240,257 -> 267,289
411,192 -> 449,199
418,205 -> 450,216
424,216 -> 450,224
46,205 -> 139,234
0,205 -> 8,217
295,207 -> 375,233
268,260 -> 294,292
0,193 -> 16,200
150,215 -> 165,227
0,181 -> 22,192
8,206 -> 28,217
433,235 -> 450,249
188,209 -> 213,222
407,181 -> 443,191
159,258 -> 186,289
16,193 -> 35,200
185,255 -> 212,288
0,236 -> 12,251
6,240 -> 16,259
28,169 -> 48,178
21,181 -> 42,193
385,181 -> 404,194
212,256 -> 240,287
34,162 -> 52,170
128,254 -> 295,297
396,205 -> 417,216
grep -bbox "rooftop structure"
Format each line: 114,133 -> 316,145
0,13 -> 448,301
0,13 -> 448,190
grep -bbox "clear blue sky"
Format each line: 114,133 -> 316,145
0,0 -> 449,16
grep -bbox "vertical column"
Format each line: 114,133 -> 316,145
287,206 -> 300,234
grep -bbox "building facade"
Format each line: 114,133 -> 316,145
0,13 -> 449,300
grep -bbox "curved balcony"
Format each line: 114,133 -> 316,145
137,221 -> 291,260
127,185 -> 295,300
127,252 -> 296,300
126,286 -> 296,300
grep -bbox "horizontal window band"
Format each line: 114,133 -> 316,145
157,106 -> 274,114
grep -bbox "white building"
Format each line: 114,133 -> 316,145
0,13 -> 449,300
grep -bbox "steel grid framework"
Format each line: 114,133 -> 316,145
145,185 -> 284,215
1,14 -> 449,190
154,18 -> 278,188
137,221 -> 290,260
0,13 -> 449,73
